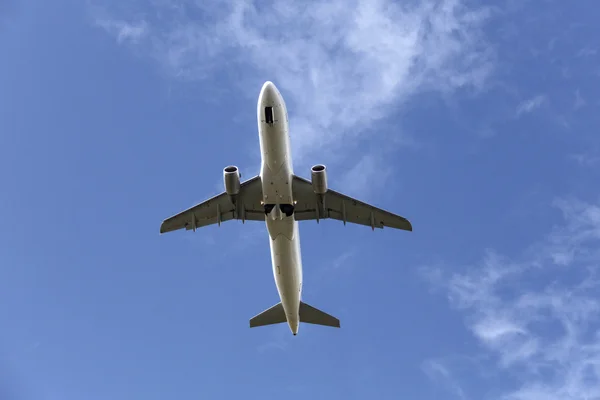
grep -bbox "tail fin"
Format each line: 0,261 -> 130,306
299,301 -> 340,328
249,302 -> 287,328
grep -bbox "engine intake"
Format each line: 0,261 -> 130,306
311,164 -> 328,194
223,165 -> 241,196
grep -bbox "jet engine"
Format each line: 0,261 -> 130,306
223,165 -> 241,196
310,164 -> 328,194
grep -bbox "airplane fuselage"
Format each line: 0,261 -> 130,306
257,82 -> 303,335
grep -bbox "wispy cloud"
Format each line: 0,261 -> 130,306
256,339 -> 287,353
569,152 -> 600,168
573,89 -> 586,110
256,325 -> 292,353
422,359 -> 468,400
516,95 -> 546,116
91,0 -> 494,179
337,154 -> 392,200
26,341 -> 41,352
95,18 -> 148,44
422,197 -> 600,399
329,251 -> 355,271
577,47 -> 598,57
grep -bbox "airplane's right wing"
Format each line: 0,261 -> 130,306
291,175 -> 412,231
160,175 -> 265,234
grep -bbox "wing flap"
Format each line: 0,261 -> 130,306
160,175 -> 265,233
292,175 -> 412,231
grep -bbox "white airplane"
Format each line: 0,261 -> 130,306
160,81 -> 412,336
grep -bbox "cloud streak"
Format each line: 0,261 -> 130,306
94,18 -> 148,44
422,359 -> 468,400
91,0 -> 494,185
423,197 -> 600,399
516,95 -> 546,116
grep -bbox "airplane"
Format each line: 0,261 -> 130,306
159,81 -> 413,336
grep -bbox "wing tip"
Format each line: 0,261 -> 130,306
159,220 -> 170,234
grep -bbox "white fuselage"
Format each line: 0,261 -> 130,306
257,81 -> 303,335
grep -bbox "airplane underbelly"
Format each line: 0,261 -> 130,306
260,120 -> 293,204
268,220 -> 301,316
261,165 -> 293,204
260,112 -> 288,161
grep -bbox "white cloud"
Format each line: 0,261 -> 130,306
516,95 -> 546,116
570,153 -> 600,167
577,47 -> 598,57
472,317 -> 526,343
330,250 -> 355,271
95,18 -> 148,44
423,197 -> 600,399
573,89 -> 586,110
422,359 -> 468,400
91,0 -> 494,190
337,153 -> 391,200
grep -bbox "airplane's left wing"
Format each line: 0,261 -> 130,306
291,175 -> 412,231
160,175 -> 265,234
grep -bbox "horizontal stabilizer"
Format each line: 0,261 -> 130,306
299,301 -> 340,328
249,302 -> 287,328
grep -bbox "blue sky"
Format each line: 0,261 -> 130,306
1,0 -> 599,399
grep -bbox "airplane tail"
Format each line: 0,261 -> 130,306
249,301 -> 340,328
249,302 -> 287,328
299,301 -> 340,328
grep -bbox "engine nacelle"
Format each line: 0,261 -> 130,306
310,164 -> 328,194
223,165 -> 241,196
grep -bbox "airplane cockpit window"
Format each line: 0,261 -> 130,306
265,107 -> 274,124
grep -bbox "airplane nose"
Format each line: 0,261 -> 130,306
260,81 -> 278,104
